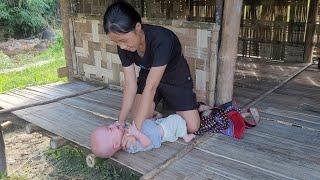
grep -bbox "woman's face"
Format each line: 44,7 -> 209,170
107,23 -> 142,52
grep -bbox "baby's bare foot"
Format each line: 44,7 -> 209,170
183,134 -> 195,143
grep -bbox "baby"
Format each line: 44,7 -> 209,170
90,114 -> 195,158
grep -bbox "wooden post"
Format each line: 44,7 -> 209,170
304,0 -> 318,63
0,125 -> 6,175
50,136 -> 67,149
25,123 -> 39,134
215,0 -> 243,105
60,0 -> 74,81
1,121 -> 12,130
208,0 -> 223,106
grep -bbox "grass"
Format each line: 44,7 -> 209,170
0,50 -> 43,70
0,57 -> 67,93
0,31 -> 67,93
45,145 -> 139,180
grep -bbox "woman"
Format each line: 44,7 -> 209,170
103,1 -> 200,134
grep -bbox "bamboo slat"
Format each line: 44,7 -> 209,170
155,119 -> 320,179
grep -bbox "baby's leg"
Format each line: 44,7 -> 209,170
198,104 -> 212,112
183,134 -> 195,143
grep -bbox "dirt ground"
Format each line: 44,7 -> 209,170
2,114 -> 55,179
1,114 -> 139,180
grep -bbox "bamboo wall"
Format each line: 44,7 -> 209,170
239,0 -> 308,62
69,0 -> 220,102
313,1 -> 320,58
70,0 -> 216,22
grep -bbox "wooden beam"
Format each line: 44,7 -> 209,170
0,125 -> 6,175
215,0 -> 243,105
57,67 -> 68,78
304,0 -> 318,63
242,63 -> 312,110
0,86 -> 106,115
60,0 -> 74,81
0,121 -> 12,130
140,133 -> 213,180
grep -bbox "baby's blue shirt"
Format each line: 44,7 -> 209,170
126,119 -> 162,153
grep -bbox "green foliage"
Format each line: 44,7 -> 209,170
0,172 -> 6,179
49,30 -> 64,54
0,51 -> 12,70
0,0 -> 60,38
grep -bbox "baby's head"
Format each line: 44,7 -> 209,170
90,124 -> 124,158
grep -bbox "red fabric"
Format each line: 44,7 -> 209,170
227,111 -> 245,139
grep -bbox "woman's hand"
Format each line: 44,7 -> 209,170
115,121 -> 125,129
127,122 -> 140,136
110,121 -> 125,129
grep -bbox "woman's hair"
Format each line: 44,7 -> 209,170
103,1 -> 141,34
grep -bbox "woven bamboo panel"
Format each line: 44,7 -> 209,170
70,0 -> 143,16
70,0 -> 216,22
239,0 -> 308,62
72,17 -> 219,102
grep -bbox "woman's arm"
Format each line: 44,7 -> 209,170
118,64 -> 137,124
134,66 -> 166,130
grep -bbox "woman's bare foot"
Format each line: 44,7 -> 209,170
242,107 -> 260,128
249,108 -> 260,123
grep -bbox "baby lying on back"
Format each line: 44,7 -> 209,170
90,114 -> 195,158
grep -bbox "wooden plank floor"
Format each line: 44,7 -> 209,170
0,61 -> 319,179
154,62 -> 320,179
255,65 -> 320,131
155,120 -> 320,179
0,81 -> 185,174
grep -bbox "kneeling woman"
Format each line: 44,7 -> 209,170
103,2 -> 200,134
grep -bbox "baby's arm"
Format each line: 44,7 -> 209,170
128,123 -> 151,148
122,134 -> 137,150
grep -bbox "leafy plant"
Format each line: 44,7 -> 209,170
0,171 -> 6,179
0,0 -> 60,38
